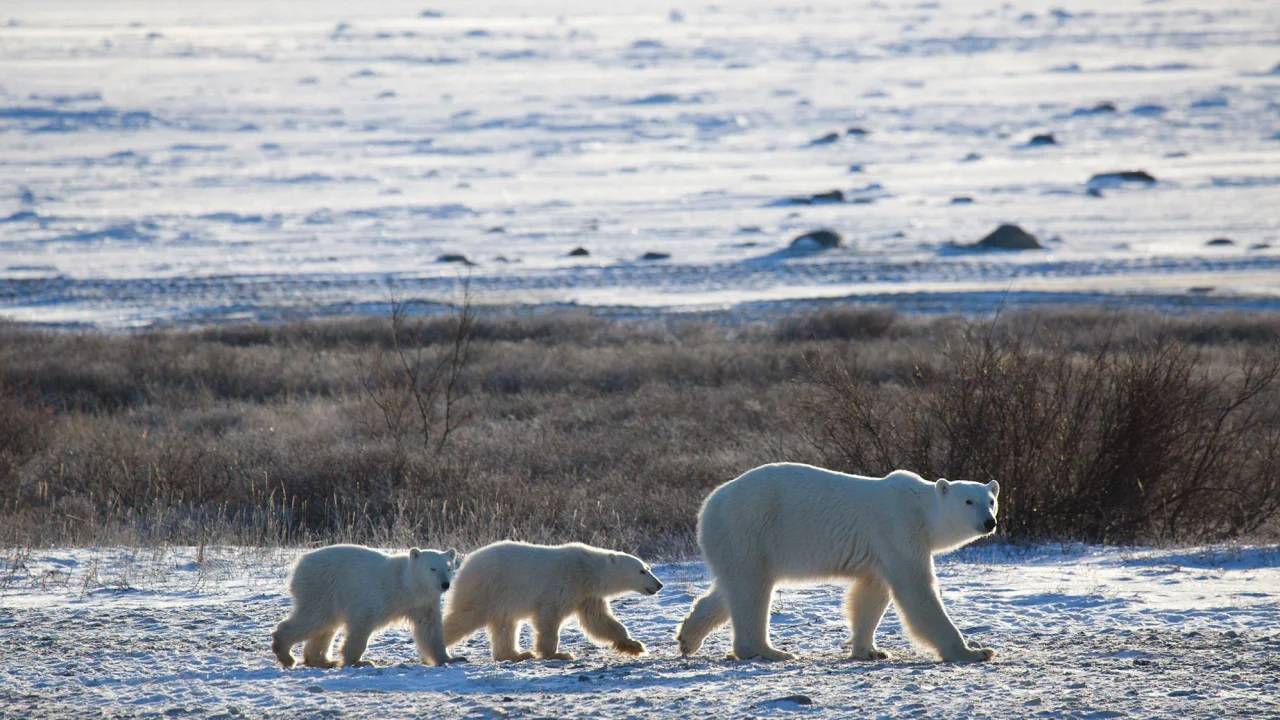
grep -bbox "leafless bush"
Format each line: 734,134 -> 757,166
803,318 -> 1280,543
358,294 -> 475,452
0,378 -> 54,499
2,308 -> 1279,551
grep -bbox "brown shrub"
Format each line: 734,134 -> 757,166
774,307 -> 899,342
2,308 -> 1279,551
803,318 -> 1280,543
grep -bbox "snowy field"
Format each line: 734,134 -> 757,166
2,0 -> 1280,327
1,545 -> 1278,718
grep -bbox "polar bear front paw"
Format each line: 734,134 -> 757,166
849,648 -> 889,661
496,651 -> 535,662
757,648 -> 796,662
676,632 -> 700,657
614,638 -> 646,656
541,652 -> 576,661
731,647 -> 795,662
947,646 -> 995,663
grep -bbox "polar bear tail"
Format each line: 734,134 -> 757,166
675,583 -> 729,656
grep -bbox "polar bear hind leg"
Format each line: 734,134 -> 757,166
302,628 -> 339,668
676,583 -> 729,656
273,613 -> 331,668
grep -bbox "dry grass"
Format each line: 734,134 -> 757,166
2,308 -> 1278,555
803,313 -> 1280,543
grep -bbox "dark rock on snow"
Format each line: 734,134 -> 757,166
974,224 -> 1044,250
790,229 -> 842,251
1206,238 -> 1234,246
809,189 -> 844,203
1027,133 -> 1057,146
808,132 -> 840,145
1087,170 -> 1156,187
1073,101 -> 1117,115
437,253 -> 474,264
567,246 -> 590,256
778,189 -> 844,205
1130,104 -> 1168,117
639,251 -> 671,261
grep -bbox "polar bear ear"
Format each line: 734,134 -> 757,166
935,478 -> 951,495
410,548 -> 421,559
987,479 -> 1001,497
444,548 -> 459,564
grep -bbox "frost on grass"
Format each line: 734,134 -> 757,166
1,545 -> 1278,718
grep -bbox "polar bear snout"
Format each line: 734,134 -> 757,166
982,517 -> 996,532
646,579 -> 664,595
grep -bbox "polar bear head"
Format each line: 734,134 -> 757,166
930,478 -> 1000,552
601,552 -> 664,597
407,547 -> 459,597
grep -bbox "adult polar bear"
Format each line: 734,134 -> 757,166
676,463 -> 999,663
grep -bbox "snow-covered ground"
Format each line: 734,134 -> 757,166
1,544 -> 1277,718
2,0 -> 1279,327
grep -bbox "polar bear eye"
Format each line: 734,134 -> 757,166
965,500 -> 973,506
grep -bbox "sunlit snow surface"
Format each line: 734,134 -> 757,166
1,545 -> 1278,717
1,0 -> 1279,327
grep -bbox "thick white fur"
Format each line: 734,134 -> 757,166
272,544 -> 459,668
442,541 -> 663,661
676,463 -> 1000,663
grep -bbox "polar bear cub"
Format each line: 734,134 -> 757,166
272,544 -> 460,668
443,541 -> 663,661
677,463 -> 999,663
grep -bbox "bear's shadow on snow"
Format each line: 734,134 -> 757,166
302,658 -> 791,696
267,649 -> 953,697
